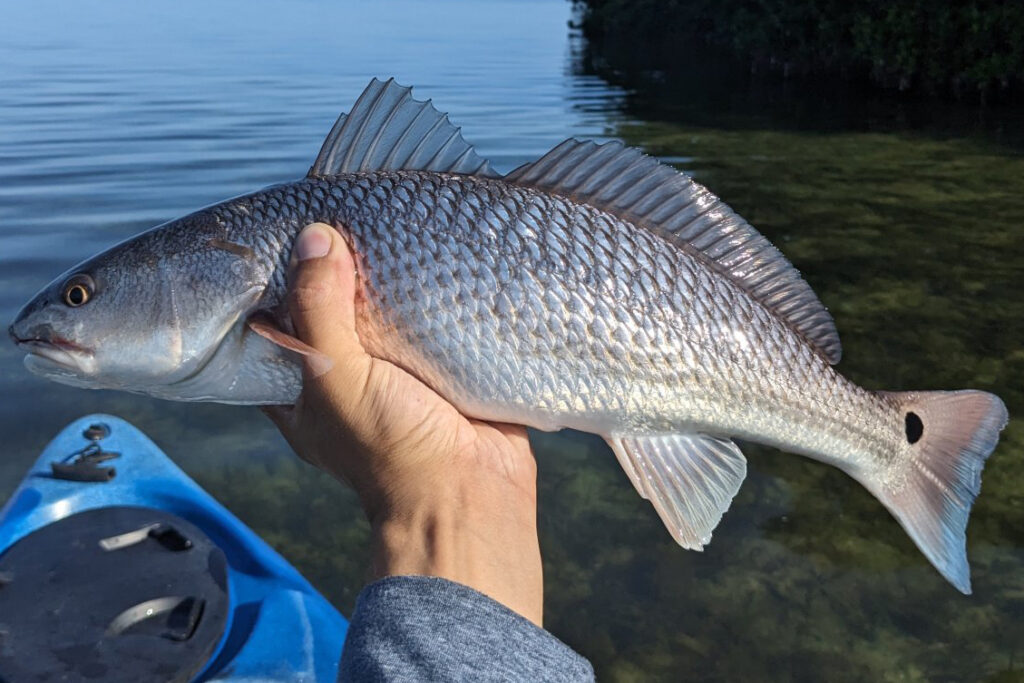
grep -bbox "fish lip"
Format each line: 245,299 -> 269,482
12,334 -> 92,355
12,333 -> 93,371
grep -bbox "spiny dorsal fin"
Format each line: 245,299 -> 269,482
309,78 -> 498,178
506,139 -> 842,364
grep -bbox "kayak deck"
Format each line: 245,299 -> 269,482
0,414 -> 348,682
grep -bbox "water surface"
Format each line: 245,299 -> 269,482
1,2 -> 1021,681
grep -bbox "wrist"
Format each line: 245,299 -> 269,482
370,503 -> 462,579
368,481 -> 544,625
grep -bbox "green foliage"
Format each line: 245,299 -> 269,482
574,0 -> 1024,99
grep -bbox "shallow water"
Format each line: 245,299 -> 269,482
1,1 -> 1022,681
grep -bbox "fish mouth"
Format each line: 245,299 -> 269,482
10,331 -> 94,374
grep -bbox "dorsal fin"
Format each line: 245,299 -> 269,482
505,139 -> 842,364
308,78 -> 498,178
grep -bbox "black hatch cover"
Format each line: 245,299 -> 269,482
0,506 -> 229,682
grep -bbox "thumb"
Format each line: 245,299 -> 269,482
287,223 -> 362,361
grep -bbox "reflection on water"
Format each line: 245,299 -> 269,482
1,1 -> 1021,681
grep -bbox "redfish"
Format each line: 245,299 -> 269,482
9,79 -> 1008,593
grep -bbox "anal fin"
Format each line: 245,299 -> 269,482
608,433 -> 747,550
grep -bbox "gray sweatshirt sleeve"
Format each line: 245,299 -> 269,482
338,575 -> 595,682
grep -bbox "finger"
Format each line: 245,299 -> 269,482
287,223 -> 362,359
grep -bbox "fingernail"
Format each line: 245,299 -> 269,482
295,224 -> 332,261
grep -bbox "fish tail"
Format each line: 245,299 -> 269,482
859,390 -> 1007,594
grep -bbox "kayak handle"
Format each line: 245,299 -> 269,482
51,443 -> 120,482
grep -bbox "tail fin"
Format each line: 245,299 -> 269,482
866,390 -> 1008,594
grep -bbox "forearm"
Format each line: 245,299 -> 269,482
339,576 -> 594,683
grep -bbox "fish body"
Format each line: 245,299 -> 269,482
196,172 -> 883,458
9,79 -> 1008,593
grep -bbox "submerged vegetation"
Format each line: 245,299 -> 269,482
573,0 -> 1024,102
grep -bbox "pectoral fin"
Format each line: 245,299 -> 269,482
607,433 -> 747,550
246,313 -> 334,378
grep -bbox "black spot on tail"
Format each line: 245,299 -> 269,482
905,412 -> 924,444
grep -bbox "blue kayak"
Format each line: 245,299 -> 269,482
0,414 -> 348,682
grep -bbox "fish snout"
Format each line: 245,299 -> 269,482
9,320 -> 53,348
9,293 -> 50,342
8,311 -> 36,347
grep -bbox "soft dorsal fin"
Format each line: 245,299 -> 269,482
309,78 -> 498,178
506,140 -> 842,364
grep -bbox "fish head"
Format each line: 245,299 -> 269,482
8,211 -> 270,395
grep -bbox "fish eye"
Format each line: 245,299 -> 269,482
61,274 -> 95,307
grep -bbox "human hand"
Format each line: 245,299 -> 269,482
264,223 -> 543,625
